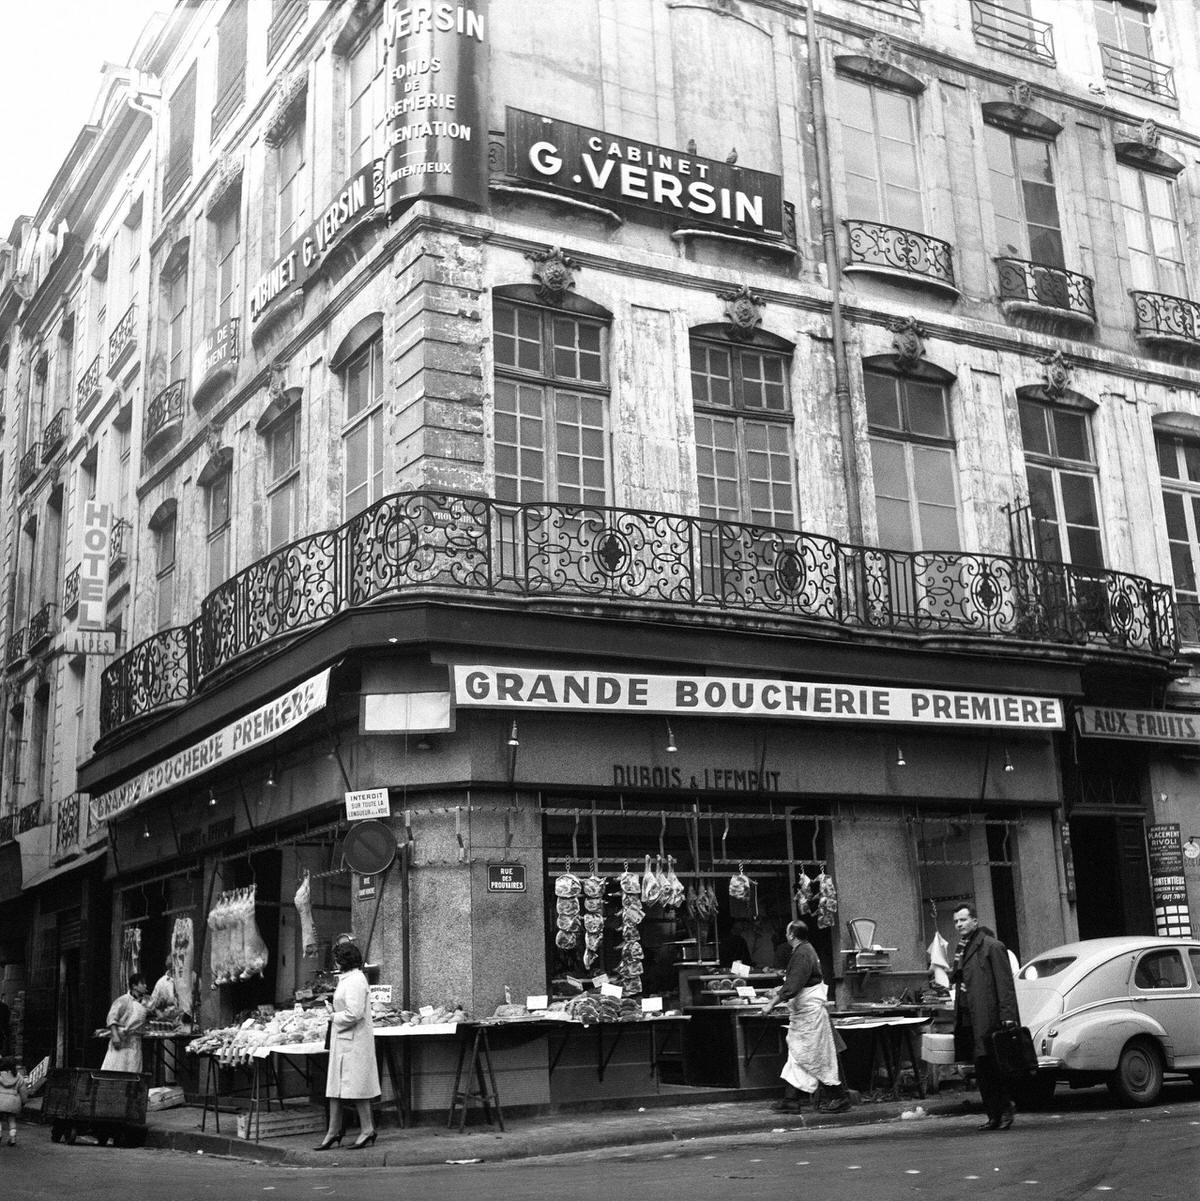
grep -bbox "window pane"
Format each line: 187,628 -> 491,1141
1184,443 -> 1200,484
864,371 -> 901,430
905,381 -> 949,438
1052,410 -> 1091,463
1156,435 -> 1179,479
1059,471 -> 1099,526
269,479 -> 295,550
1019,401 -> 1050,455
692,344 -> 732,407
1162,490 -> 1188,541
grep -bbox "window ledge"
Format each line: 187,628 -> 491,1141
489,182 -> 624,224
671,228 -> 797,259
250,287 -> 305,348
843,261 -> 960,298
999,297 -> 1096,329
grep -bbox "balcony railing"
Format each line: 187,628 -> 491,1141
18,444 -> 40,491
100,490 -> 1178,736
5,627 -> 25,669
970,0 -> 1054,64
28,602 -> 55,651
64,564 -> 80,614
0,813 -> 13,845
41,408 -> 67,461
145,379 -> 186,448
1132,291 -> 1200,347
1178,600 -> 1200,646
54,792 -> 82,856
110,518 -> 132,571
268,0 -> 306,59
844,220 -> 956,289
76,352 -> 102,415
996,257 -> 1096,324
1100,44 -> 1176,105
16,798 -> 43,834
107,301 -> 138,377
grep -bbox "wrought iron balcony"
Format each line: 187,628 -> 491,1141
16,798 -> 43,833
268,0 -> 306,59
1100,44 -> 1176,105
107,301 -> 138,377
0,813 -> 13,845
54,792 -> 82,856
41,408 -> 67,462
110,518 -> 132,571
63,564 -> 80,614
145,379 -> 186,450
844,220 -> 956,291
76,352 -> 102,416
5,627 -> 25,669
996,258 -> 1096,324
100,491 -> 1178,737
28,602 -> 55,651
1131,291 -> 1200,348
18,443 -> 40,491
970,0 -> 1054,64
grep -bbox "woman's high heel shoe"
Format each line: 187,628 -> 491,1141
313,1132 -> 343,1151
349,1130 -> 377,1150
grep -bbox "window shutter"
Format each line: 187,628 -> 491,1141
216,0 -> 248,102
166,65 -> 197,200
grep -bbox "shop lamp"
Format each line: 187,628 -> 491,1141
266,765 -> 277,788
208,787 -> 218,807
665,720 -> 677,754
895,745 -> 906,768
142,818 -> 151,840
507,720 -> 520,748
1003,747 -> 1014,774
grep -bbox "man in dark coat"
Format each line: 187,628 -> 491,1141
952,903 -> 1019,1130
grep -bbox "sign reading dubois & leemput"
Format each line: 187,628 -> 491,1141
506,108 -> 786,239
383,0 -> 488,212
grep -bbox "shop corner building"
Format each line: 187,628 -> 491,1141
0,0 -> 1198,1104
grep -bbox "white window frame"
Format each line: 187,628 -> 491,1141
342,336 -> 385,519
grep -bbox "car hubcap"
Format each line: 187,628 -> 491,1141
1126,1051 -> 1151,1091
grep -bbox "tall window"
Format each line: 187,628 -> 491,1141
165,64 -> 197,201
1019,398 -> 1102,568
206,470 -> 232,589
276,119 -> 306,254
864,369 -> 959,551
155,515 -> 176,630
114,416 -> 131,524
1157,433 -> 1200,613
691,337 -> 794,528
166,268 -> 189,383
343,337 -> 384,517
1117,166 -> 1185,296
266,408 -> 301,549
838,75 -> 922,231
346,25 -> 385,174
212,201 -> 241,324
985,126 -> 1063,266
1094,0 -> 1152,57
493,302 -> 609,505
125,216 -> 141,311
212,0 -> 248,138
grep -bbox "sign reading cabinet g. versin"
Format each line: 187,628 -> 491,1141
506,108 -> 785,238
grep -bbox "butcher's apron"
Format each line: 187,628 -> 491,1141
101,1034 -> 144,1073
781,981 -> 841,1092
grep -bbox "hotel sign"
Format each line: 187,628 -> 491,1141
249,159 -> 384,324
1076,705 -> 1200,744
506,108 -> 786,238
383,0 -> 488,212
89,668 -> 332,825
77,502 -> 112,631
453,667 -> 1064,730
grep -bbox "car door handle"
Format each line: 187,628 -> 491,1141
1132,996 -> 1148,1003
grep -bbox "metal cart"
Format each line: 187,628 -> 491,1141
43,1068 -> 149,1147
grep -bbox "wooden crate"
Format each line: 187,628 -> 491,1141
235,1104 -> 325,1142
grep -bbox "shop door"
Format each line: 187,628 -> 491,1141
1070,814 -> 1154,939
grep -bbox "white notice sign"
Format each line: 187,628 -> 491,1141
345,788 -> 390,821
369,985 -> 393,1005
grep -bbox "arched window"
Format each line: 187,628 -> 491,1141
342,335 -> 384,518
258,391 -> 302,550
493,294 -> 611,505
149,500 -> 177,631
690,325 -> 795,528
198,450 -> 233,589
1154,415 -> 1200,637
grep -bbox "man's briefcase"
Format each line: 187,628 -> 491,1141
989,1025 -> 1037,1076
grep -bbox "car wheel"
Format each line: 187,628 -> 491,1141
1012,1073 -> 1057,1110
64,1126 -> 77,1145
1107,1037 -> 1163,1106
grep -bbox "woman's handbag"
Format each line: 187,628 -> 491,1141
988,1024 -> 1037,1076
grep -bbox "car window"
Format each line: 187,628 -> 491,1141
1189,950 -> 1200,986
1019,956 -> 1076,980
1134,950 -> 1188,989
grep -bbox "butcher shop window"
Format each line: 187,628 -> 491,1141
493,300 -> 610,505
542,801 -> 833,1000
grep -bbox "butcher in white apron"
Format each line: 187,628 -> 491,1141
763,920 -> 851,1113
101,973 -> 150,1072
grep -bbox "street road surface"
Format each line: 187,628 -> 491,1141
4,1099 -> 1197,1201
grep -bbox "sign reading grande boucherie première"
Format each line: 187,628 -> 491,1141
506,108 -> 786,239
453,666 -> 1064,730
382,0 -> 488,212
249,159 -> 384,324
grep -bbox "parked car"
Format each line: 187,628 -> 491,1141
1014,936 -> 1200,1107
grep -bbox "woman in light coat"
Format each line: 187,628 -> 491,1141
315,942 -> 380,1150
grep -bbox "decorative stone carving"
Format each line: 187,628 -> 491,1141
526,246 -> 579,304
1008,81 -> 1033,107
717,283 -> 766,341
205,421 -> 224,458
206,154 -> 244,214
1039,350 -> 1072,398
268,359 -> 289,402
864,33 -> 898,71
264,68 -> 309,148
1136,119 -> 1160,150
889,317 -> 926,371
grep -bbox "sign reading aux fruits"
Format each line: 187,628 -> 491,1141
505,108 -> 786,238
382,1 -> 488,212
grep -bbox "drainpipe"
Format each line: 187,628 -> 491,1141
806,2 -> 863,544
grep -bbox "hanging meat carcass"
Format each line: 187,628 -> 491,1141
294,871 -> 317,958
171,917 -> 195,1017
